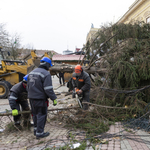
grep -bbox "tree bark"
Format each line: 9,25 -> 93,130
49,64 -> 107,75
27,62 -> 107,75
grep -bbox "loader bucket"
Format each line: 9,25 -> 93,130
27,59 -> 41,74
27,65 -> 37,74
33,59 -> 41,67
27,59 -> 56,76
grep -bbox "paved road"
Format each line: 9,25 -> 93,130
0,75 -> 68,113
1,75 -> 150,150
0,99 -> 10,112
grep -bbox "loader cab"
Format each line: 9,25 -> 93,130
0,53 -> 4,69
0,48 -> 10,69
0,54 -> 3,62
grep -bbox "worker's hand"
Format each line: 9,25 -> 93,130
75,88 -> 79,93
78,89 -> 83,94
12,109 -> 18,116
53,99 -> 57,106
75,88 -> 77,92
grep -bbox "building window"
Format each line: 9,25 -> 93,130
146,17 -> 150,23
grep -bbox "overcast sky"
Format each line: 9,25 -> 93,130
0,0 -> 135,54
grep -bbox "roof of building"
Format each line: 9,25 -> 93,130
20,49 -> 58,58
36,50 -> 58,55
117,0 -> 145,23
52,54 -> 84,61
63,50 -> 73,52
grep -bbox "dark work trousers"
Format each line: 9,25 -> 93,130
14,100 -> 30,123
59,76 -> 65,84
29,99 -> 47,135
82,91 -> 90,110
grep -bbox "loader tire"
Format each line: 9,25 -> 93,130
3,81 -> 12,98
0,81 -> 9,99
3,81 -> 12,90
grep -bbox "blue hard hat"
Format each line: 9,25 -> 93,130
40,57 -> 53,66
23,74 -> 29,82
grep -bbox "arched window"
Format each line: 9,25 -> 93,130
146,17 -> 150,23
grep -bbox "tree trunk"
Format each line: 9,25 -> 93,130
49,64 -> 107,75
27,61 -> 107,75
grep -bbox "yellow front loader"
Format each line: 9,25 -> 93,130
0,59 -> 27,98
0,48 -> 50,98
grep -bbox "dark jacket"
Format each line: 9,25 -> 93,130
72,71 -> 91,92
27,65 -> 57,101
67,77 -> 74,92
59,72 -> 64,77
9,82 -> 27,109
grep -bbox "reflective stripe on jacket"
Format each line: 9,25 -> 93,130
9,82 -> 27,109
27,68 -> 57,100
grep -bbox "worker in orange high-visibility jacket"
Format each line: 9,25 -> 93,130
72,65 -> 91,110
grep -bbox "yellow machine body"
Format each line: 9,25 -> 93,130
0,50 -> 49,98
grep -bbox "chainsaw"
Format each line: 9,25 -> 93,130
74,89 -> 83,108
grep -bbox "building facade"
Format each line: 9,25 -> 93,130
63,50 -> 73,55
86,27 -> 99,44
52,54 -> 84,82
118,0 -> 150,24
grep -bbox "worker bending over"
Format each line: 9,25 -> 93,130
72,65 -> 91,110
9,74 -> 30,126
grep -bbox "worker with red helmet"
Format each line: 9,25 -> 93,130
72,64 -> 91,110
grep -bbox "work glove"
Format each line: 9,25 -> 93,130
78,89 -> 83,94
12,109 -> 18,116
53,99 -> 57,106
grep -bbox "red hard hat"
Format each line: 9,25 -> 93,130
75,65 -> 82,73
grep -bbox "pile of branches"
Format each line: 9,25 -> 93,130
49,22 -> 150,136
81,22 -> 150,119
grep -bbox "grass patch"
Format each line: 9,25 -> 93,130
37,141 -> 44,145
5,122 -> 22,133
11,140 -> 17,144
4,122 -> 32,134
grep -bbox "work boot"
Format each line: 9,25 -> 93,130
83,104 -> 89,110
14,121 -> 21,126
75,110 -> 82,115
36,132 -> 50,139
34,130 -> 36,136
23,121 -> 34,127
34,127 -> 37,136
14,121 -> 22,130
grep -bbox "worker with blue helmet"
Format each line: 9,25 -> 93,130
40,57 -> 53,66
8,74 -> 31,127
23,74 -> 29,83
28,57 -> 57,139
